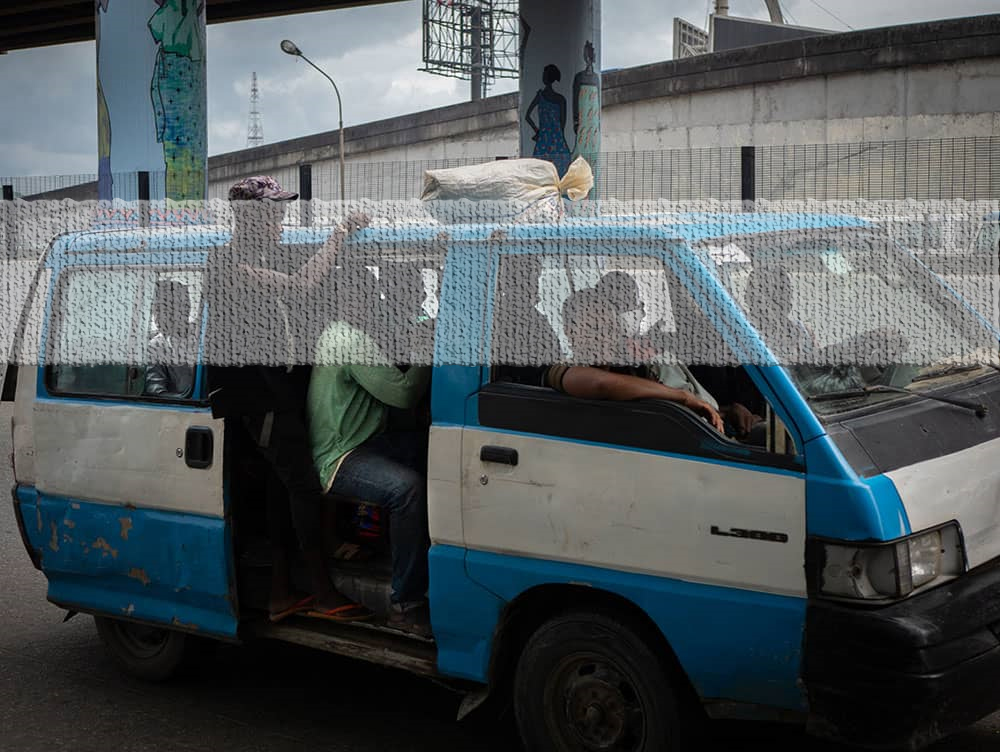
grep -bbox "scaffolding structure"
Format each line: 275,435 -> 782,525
673,17 -> 709,59
421,0 -> 519,100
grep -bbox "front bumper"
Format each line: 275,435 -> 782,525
804,555 -> 1000,750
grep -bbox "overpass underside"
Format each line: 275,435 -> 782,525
0,0 -> 404,53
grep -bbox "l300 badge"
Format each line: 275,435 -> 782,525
710,525 -> 789,544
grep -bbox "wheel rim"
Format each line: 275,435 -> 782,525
111,621 -> 172,659
544,651 -> 646,751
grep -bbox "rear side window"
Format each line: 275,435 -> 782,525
46,267 -> 203,400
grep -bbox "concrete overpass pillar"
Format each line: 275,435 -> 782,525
519,0 -> 600,190
96,0 -> 207,202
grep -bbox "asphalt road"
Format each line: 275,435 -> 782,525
5,401 -> 1000,752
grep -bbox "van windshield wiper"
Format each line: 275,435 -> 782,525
807,385 -> 987,417
910,364 -> 983,382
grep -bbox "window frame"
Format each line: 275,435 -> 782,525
43,264 -> 207,405
479,381 -> 803,471
480,241 -> 804,469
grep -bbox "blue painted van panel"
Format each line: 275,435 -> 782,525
456,547 -> 808,710
803,436 -> 910,541
428,544 -> 505,681
17,488 -> 237,638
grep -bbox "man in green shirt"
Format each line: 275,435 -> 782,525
308,263 -> 434,637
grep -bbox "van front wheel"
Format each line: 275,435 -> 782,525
94,615 -> 200,682
513,611 -> 680,752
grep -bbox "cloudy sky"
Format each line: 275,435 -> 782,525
0,0 -> 997,178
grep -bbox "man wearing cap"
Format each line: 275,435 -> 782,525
206,175 -> 371,622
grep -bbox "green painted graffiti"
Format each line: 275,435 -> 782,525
149,0 -> 207,201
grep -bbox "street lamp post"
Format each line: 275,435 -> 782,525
280,39 -> 346,202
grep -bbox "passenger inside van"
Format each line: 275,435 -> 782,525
569,272 -> 766,443
542,284 -> 727,432
492,255 -> 563,384
687,266 -> 809,424
743,266 -> 816,364
379,262 -> 435,437
308,262 -> 433,638
144,280 -> 196,398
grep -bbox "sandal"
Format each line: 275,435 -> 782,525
386,602 -> 433,640
305,603 -> 375,623
268,594 -> 316,623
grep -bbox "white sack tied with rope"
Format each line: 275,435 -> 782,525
420,156 -> 594,203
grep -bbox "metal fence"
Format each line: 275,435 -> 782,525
4,136 -> 999,207
756,137 -> 1000,201
0,171 -> 184,202
596,148 -> 744,201
275,136 -> 1000,202
1,173 -> 99,200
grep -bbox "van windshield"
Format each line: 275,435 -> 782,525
694,227 -> 998,416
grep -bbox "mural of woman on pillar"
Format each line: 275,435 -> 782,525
525,64 -> 572,176
149,0 -> 207,202
572,40 -> 600,187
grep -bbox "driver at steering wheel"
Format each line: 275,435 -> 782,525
540,285 -> 726,433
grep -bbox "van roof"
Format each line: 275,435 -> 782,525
46,212 -> 870,263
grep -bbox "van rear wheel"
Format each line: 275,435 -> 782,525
513,610 -> 680,752
94,615 -> 203,682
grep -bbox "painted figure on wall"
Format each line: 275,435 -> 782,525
149,0 -> 207,201
97,0 -> 167,201
572,40 -> 600,179
525,64 -> 572,176
96,0 -> 113,201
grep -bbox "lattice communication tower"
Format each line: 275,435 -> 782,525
421,0 -> 519,100
246,71 -> 264,148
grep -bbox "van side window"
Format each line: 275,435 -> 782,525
485,253 -> 799,466
46,268 -> 203,400
490,254 -> 566,385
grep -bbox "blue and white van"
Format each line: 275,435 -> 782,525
7,213 -> 1000,751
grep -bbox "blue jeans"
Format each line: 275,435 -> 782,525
327,431 -> 429,605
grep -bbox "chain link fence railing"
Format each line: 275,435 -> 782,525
756,137 -> 1000,201
6,137 -> 998,208
4,137 -> 998,258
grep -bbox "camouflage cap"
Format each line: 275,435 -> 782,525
228,175 -> 298,201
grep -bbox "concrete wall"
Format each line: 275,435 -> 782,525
605,58 -> 999,152
207,13 -> 1000,200
601,13 -> 1000,151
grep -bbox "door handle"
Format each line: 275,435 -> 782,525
480,445 -> 518,466
185,426 -> 213,469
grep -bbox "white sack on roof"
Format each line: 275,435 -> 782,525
420,156 -> 594,203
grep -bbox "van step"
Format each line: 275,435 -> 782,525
238,553 -> 396,619
248,617 -> 438,677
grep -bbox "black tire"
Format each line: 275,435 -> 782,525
94,615 -> 209,682
514,610 -> 681,752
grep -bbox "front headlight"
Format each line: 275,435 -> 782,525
809,523 -> 965,601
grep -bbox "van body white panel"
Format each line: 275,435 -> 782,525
461,428 -> 807,596
428,425 -> 463,546
888,436 -> 1000,569
33,400 -> 224,517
